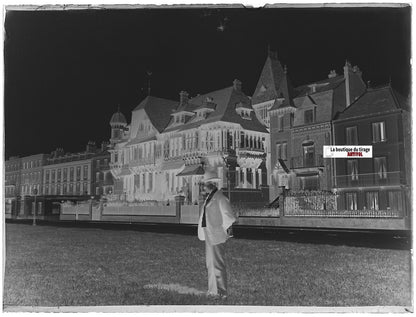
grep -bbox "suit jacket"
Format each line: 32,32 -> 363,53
198,190 -> 237,245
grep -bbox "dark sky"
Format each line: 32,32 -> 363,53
4,6 -> 411,159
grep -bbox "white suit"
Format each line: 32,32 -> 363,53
198,189 -> 237,296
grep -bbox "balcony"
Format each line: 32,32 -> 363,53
109,162 -> 123,169
333,171 -> 403,189
290,155 -> 324,170
129,157 -> 156,167
236,147 -> 266,158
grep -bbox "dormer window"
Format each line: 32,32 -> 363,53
235,102 -> 253,120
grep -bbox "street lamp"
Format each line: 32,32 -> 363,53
32,188 -> 38,226
222,156 -> 231,203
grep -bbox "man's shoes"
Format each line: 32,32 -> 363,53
206,291 -> 228,300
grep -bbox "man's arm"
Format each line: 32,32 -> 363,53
219,196 -> 237,231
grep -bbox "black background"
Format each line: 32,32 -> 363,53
4,6 -> 411,159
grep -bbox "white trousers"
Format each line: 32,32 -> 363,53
205,237 -> 227,296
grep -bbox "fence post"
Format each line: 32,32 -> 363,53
280,188 -> 286,217
175,195 -> 185,224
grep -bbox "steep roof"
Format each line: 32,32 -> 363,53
335,85 -> 408,121
252,53 -> 286,104
133,96 -> 178,133
253,52 -> 296,110
163,86 -> 267,133
110,111 -> 127,125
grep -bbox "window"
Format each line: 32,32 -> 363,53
372,121 -> 386,143
76,167 -> 81,181
346,126 -> 358,145
366,192 -> 379,210
347,160 -> 359,181
57,169 -> 61,182
51,170 -> 56,183
290,113 -> 294,128
63,168 -> 67,181
374,157 -> 387,180
276,142 -> 287,160
345,192 -> 358,210
83,166 -> 88,180
240,132 -> 245,148
281,142 -> 287,160
278,115 -> 284,131
304,109 -> 314,124
70,168 -> 74,181
63,184 -> 67,194
149,172 -> 153,192
387,191 -> 403,211
275,143 -> 281,160
303,143 -> 315,167
46,171 -> 50,183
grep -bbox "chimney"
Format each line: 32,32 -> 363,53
101,141 -> 109,151
233,79 -> 242,91
352,65 -> 362,78
344,60 -> 352,107
179,91 -> 189,106
86,141 -> 97,153
328,70 -> 337,78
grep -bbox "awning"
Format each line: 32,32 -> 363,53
278,159 -> 290,174
176,165 -> 205,177
295,171 -> 319,177
161,160 -> 185,171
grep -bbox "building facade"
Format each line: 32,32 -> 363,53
5,156 -> 22,218
251,51 -> 367,200
42,142 -> 113,199
109,79 -> 270,205
333,85 -> 410,216
18,154 -> 49,217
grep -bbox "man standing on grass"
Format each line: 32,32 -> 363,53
198,169 -> 237,299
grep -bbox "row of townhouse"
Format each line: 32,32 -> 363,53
5,141 -> 114,219
108,50 -> 410,217
258,51 -> 410,215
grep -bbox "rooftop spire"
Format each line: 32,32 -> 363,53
267,44 -> 278,60
146,70 -> 153,96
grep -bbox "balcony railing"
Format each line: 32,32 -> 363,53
290,155 -> 324,169
109,162 -> 123,169
284,208 -> 403,218
129,156 -> 155,166
333,171 -> 403,188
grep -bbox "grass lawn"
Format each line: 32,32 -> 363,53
3,223 -> 412,307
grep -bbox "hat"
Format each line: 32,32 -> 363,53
202,169 -> 221,183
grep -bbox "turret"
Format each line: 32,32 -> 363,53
110,107 -> 127,144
